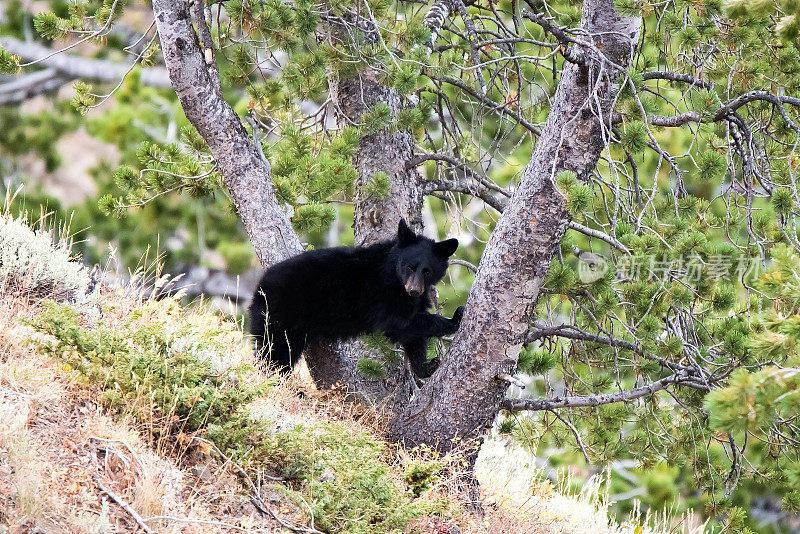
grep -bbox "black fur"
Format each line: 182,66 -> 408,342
248,220 -> 463,378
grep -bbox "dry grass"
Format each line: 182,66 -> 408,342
0,293 -> 288,533
0,276 -> 709,534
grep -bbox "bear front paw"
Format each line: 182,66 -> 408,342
452,306 -> 465,324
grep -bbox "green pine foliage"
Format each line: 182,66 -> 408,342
517,347 -> 556,375
363,171 -> 390,199
33,11 -> 65,39
360,102 -> 393,135
0,46 -> 19,74
356,357 -> 386,380
71,81 -> 97,115
620,121 -> 648,154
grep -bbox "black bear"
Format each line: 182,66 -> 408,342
248,219 -> 463,378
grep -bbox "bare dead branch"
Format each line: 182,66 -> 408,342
497,373 -> 526,389
567,221 -> 630,254
520,9 -> 587,65
436,75 -> 542,135
500,373 -> 682,411
190,437 -> 322,534
641,71 -> 712,89
0,68 -> 70,105
0,37 -> 171,88
449,258 -> 478,272
423,177 -> 506,212
452,0 -> 488,95
611,90 -> 800,129
93,475 -> 154,533
528,322 -> 703,377
549,409 -> 591,462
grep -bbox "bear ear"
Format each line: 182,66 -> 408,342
433,238 -> 459,258
397,219 -> 416,246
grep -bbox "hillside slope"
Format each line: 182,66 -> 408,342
0,212 -> 705,534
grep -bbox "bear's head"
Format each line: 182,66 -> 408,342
394,219 -> 458,297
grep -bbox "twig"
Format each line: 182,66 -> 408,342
423,177 -> 505,212
641,71 -> 712,90
501,373 -> 682,411
527,322 -> 702,377
449,258 -> 478,272
94,475 -> 154,533
520,10 -> 586,65
497,373 -> 526,389
144,515 -> 269,532
567,221 -> 630,254
0,37 -> 171,88
549,410 -> 590,463
190,437 -> 323,534
89,436 -> 143,475
436,75 -> 541,135
452,0 -> 487,95
246,115 -> 267,162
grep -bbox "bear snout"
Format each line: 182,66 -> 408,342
404,275 -> 424,297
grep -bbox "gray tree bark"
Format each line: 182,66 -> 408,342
342,74 -> 425,241
151,0 -> 302,267
303,65 -> 425,408
389,0 -> 641,453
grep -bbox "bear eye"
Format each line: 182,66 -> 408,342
422,268 -> 431,277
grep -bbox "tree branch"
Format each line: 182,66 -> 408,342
424,177 -> 505,211
641,71 -> 712,89
0,68 -> 69,105
411,153 -> 511,197
436,75 -> 542,135
611,91 -> 800,129
520,10 -> 587,65
527,322 -> 702,377
452,0 -> 487,95
567,221 -> 630,254
151,0 -> 302,267
94,476 -> 154,533
500,373 -> 682,411
0,37 -> 171,88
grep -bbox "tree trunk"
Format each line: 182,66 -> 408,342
389,0 -> 641,453
304,67 -> 425,408
153,0 -> 427,408
152,0 -> 301,267
342,74 -> 426,241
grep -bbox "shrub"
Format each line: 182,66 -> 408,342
27,298 -> 446,532
0,213 -> 92,303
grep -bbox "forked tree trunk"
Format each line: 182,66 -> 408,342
389,0 -> 641,452
152,0 -> 424,406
